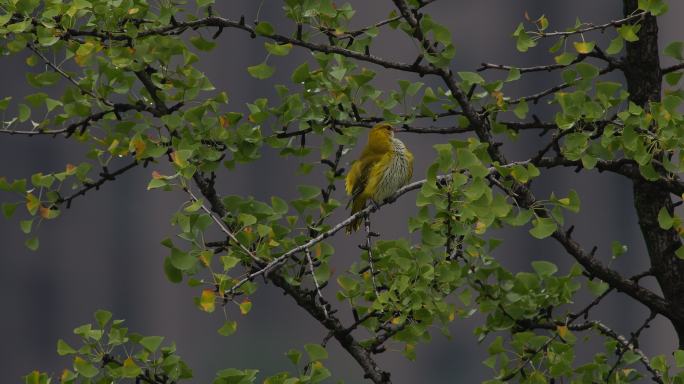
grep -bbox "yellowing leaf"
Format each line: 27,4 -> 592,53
39,206 -> 59,219
239,299 -> 252,315
557,325 -> 568,338
65,163 -> 77,175
199,289 -> 216,312
107,139 -> 120,153
573,41 -> 595,54
122,357 -> 142,378
199,251 -> 211,267
130,138 -> 146,160
26,193 -> 40,215
474,221 -> 487,234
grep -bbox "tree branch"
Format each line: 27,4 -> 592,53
662,62 -> 684,75
531,11 -> 647,38
55,160 -> 141,209
390,0 -> 672,322
268,272 -> 391,383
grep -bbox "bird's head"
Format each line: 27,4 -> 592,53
367,123 -> 394,152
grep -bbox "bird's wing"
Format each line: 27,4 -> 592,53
345,155 -> 380,208
405,148 -> 414,184
363,151 -> 393,198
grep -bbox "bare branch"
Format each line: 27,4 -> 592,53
532,11 -> 647,38
305,247 -> 329,318
662,62 -> 684,75
535,156 -> 684,196
508,64 -> 619,105
55,160 -> 141,209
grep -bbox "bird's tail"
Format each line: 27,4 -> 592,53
345,197 -> 366,233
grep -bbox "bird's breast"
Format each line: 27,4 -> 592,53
372,139 -> 412,202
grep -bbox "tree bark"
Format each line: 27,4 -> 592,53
623,0 -> 684,346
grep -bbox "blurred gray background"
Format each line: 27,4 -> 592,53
1,1 -> 683,382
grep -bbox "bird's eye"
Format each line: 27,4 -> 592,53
385,126 -> 392,131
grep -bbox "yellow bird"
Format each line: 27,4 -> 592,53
345,122 -> 414,233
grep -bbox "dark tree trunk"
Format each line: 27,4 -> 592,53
623,0 -> 684,346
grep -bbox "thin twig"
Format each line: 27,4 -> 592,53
305,248 -> 328,318
185,187 -> 262,264
363,215 -> 380,298
28,44 -> 112,106
531,11 -> 647,38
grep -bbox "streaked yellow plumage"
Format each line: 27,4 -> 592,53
345,123 -> 414,233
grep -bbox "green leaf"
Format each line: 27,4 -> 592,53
554,52 -> 576,66
25,237 -> 39,251
189,36 -> 216,51
505,68 -> 521,82
286,349 -> 302,366
575,62 -> 599,79
73,356 -> 98,378
665,41 -> 684,60
558,190 -> 580,213
657,207 -> 673,229
18,103 -> 31,122
0,96 -> 11,111
531,260 -> 558,277
304,343 -> 328,361
457,71 -> 484,85
57,339 -> 77,356
238,213 -> 257,226
163,256 -> 183,283
248,62 -> 275,80
674,350 -> 684,367
291,62 -> 310,83
617,24 -> 640,42
218,320 -> 237,336
606,36 -> 624,55
611,241 -> 628,258
529,217 -> 557,239
639,0 -> 668,15
297,185 -> 321,200
255,21 -> 275,36
184,199 -> 203,213
421,223 -> 445,247
676,246 -> 684,260
147,178 -> 168,190
140,336 -> 164,352
170,248 -> 195,270
665,71 -> 683,86
1,202 -> 18,218
20,219 -> 33,234
587,279 -> 609,296
94,310 -> 112,328
512,23 -> 536,52
513,100 -> 528,119
265,42 -> 292,56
